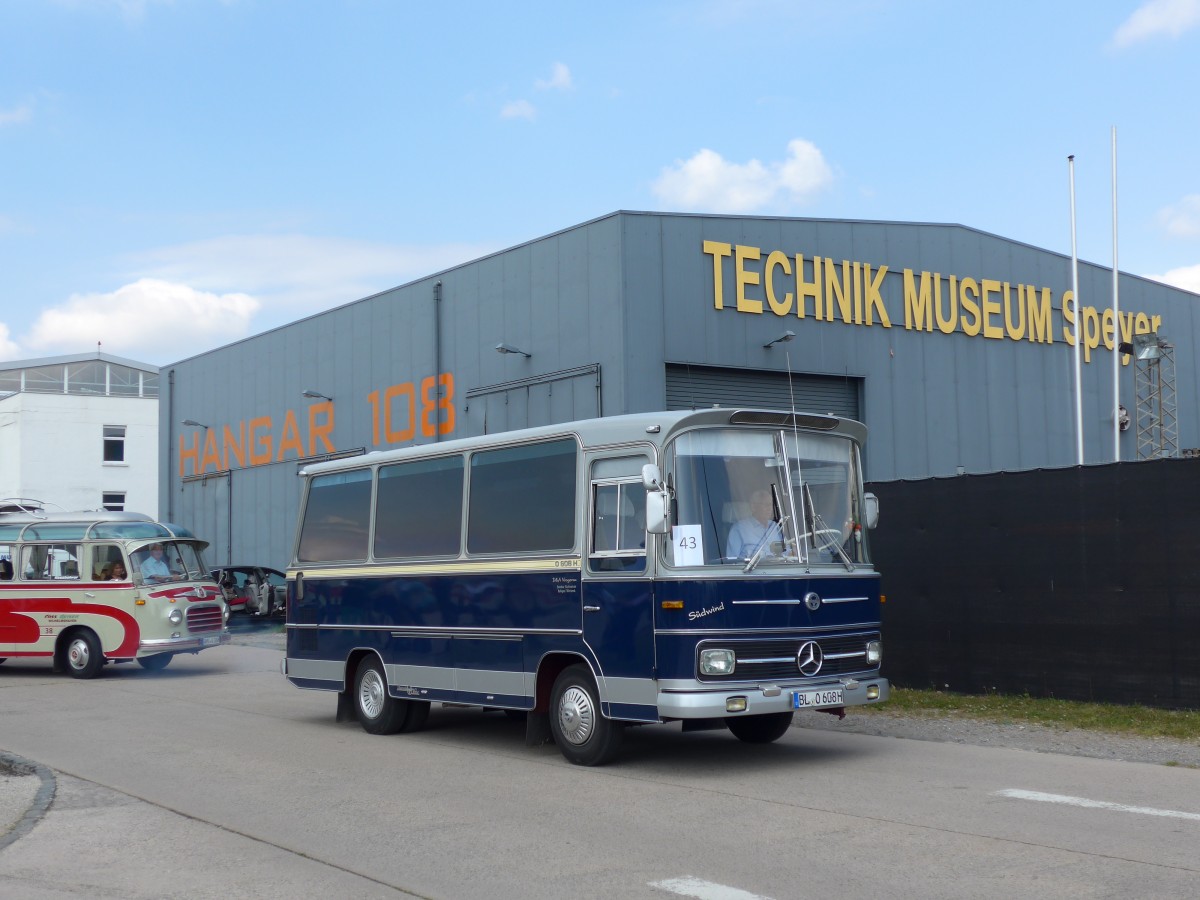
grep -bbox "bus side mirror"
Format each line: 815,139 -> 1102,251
645,490 -> 670,534
642,464 -> 663,491
863,493 -> 880,530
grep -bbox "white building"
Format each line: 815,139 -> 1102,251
0,352 -> 160,515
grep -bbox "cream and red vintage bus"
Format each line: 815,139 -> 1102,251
0,509 -> 230,678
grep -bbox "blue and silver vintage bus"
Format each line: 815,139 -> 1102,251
283,408 -> 888,765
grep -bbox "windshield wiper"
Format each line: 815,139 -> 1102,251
802,482 -> 854,571
743,514 -> 790,574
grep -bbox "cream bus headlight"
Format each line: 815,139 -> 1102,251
168,608 -> 183,626
866,640 -> 882,665
700,648 -> 736,676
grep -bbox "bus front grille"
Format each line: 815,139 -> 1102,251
186,605 -> 224,633
697,632 -> 880,681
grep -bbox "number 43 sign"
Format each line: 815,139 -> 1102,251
672,524 -> 704,566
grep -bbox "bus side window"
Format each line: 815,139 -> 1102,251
0,558 -> 12,580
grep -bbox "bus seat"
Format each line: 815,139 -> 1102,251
0,559 -> 12,580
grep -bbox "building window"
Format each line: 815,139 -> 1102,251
102,492 -> 126,512
103,425 -> 126,463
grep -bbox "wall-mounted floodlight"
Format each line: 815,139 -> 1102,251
763,330 -> 796,349
495,343 -> 531,358
1131,332 -> 1164,361
302,390 -> 334,401
182,419 -> 209,429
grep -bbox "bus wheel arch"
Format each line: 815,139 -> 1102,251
58,627 -> 105,679
348,651 -> 429,735
549,663 -> 624,766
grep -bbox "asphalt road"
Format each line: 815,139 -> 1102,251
2,638 -> 1198,899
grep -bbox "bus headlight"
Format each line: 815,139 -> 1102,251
168,608 -> 183,626
866,640 -> 882,665
700,648 -> 736,676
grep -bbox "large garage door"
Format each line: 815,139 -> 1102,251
665,364 -> 860,421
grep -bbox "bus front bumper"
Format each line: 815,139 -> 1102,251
139,632 -> 231,654
657,676 -> 889,719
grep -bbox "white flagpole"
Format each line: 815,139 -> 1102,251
1069,155 -> 1084,465
1111,127 -> 1121,461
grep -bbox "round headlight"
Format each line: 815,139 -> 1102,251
700,648 -> 736,676
168,608 -> 183,626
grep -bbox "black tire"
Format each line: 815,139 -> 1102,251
137,654 -> 173,671
399,700 -> 430,733
63,629 -> 104,679
549,664 -> 623,766
353,656 -> 410,735
726,711 -> 794,744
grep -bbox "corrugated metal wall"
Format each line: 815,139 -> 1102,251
664,364 -> 860,420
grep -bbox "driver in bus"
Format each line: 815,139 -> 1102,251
139,543 -> 173,582
725,489 -> 785,560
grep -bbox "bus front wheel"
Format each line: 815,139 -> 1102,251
354,656 -> 410,735
63,629 -> 104,679
726,711 -> 794,744
137,654 -> 173,671
549,664 -> 623,766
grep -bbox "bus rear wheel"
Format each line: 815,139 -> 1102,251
63,629 -> 104,679
726,711 -> 794,744
354,656 -> 411,735
550,664 -> 623,766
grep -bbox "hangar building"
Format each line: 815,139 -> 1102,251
160,211 -> 1200,569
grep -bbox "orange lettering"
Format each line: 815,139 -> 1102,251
249,416 -> 273,465
178,432 -> 201,477
308,401 -> 335,455
276,409 -> 304,461
199,429 -> 222,473
223,422 -> 246,469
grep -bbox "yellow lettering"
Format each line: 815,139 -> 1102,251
795,254 -> 822,319
1101,308 -> 1116,351
1082,306 -> 1101,362
1005,284 -> 1026,341
981,279 -> 1003,339
903,269 -> 932,331
864,264 -> 890,327
735,244 -> 762,314
852,262 -> 864,324
959,277 -> 981,336
765,250 -> 793,316
825,258 -> 852,323
1027,286 -> 1053,343
703,240 -> 732,310
1062,291 -> 1078,346
935,274 -> 955,334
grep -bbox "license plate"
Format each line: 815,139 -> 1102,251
793,688 -> 843,709
200,635 -> 220,647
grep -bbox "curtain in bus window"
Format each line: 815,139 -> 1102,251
375,455 -> 464,558
467,439 -> 577,554
297,469 -> 373,562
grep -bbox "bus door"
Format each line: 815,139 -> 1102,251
582,455 -> 658,721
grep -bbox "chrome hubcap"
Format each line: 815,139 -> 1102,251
68,639 -> 90,671
558,685 -> 594,745
359,668 -> 386,719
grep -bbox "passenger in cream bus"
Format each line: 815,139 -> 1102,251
111,561 -> 128,581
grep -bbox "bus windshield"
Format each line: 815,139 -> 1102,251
667,427 -> 868,569
130,540 -> 211,586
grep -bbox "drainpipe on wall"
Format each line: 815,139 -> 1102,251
434,280 -> 443,442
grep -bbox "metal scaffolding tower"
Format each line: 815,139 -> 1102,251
1133,335 -> 1178,460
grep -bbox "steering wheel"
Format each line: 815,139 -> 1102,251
796,528 -> 843,553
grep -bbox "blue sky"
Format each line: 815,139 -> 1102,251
2,0 -> 1199,365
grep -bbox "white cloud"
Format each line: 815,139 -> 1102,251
0,105 -> 32,127
1157,194 -> 1200,237
535,62 -> 573,91
5,234 -> 501,364
652,139 -> 834,213
0,322 -> 21,361
23,279 -> 260,362
1113,0 -> 1200,47
500,99 -> 537,120
1149,263 -> 1200,294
